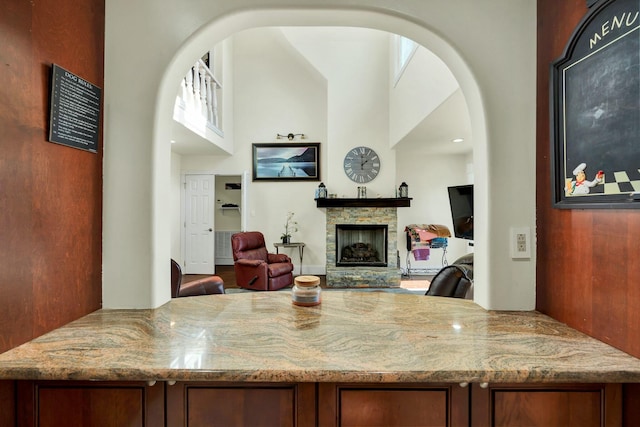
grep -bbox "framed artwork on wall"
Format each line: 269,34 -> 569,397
252,142 -> 320,181
550,0 -> 640,208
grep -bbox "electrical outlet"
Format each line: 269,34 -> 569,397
510,227 -> 531,259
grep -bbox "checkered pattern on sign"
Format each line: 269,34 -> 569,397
596,169 -> 640,195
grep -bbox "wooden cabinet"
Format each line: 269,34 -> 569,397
318,382 -> 621,427
12,381 -> 624,426
165,382 -> 316,427
16,381 -> 164,427
318,383 -> 469,427
0,381 -> 16,427
471,383 -> 621,427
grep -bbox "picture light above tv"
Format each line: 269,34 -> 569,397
448,184 -> 474,241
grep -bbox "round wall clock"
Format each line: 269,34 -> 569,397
343,146 -> 381,183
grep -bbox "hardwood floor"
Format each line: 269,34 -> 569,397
183,265 -> 431,290
182,265 -> 323,289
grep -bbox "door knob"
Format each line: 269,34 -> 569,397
208,228 -> 213,232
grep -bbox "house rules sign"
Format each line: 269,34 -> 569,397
49,64 -> 101,153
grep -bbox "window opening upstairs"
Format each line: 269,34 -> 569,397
394,35 -> 418,85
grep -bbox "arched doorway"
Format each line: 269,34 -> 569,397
103,6 -> 505,309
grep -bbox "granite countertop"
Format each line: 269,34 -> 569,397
1,291 -> 640,384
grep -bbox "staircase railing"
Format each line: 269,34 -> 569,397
176,59 -> 222,132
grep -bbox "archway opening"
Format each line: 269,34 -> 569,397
143,8 -> 489,308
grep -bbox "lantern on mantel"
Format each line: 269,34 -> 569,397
316,182 -> 327,199
399,182 -> 409,198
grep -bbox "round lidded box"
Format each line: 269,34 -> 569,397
292,275 -> 321,306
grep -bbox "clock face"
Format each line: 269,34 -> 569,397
343,146 -> 380,183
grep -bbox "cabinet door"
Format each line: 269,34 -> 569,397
0,381 -> 16,426
166,382 -> 316,427
17,381 -> 164,427
318,383 -> 469,427
471,383 -> 622,427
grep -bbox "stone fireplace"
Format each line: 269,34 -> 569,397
325,207 -> 400,288
336,224 -> 388,267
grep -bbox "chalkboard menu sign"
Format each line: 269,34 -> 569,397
550,0 -> 640,208
49,64 -> 101,153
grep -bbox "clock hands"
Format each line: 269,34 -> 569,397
360,156 -> 369,170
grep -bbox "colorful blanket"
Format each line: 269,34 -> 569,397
404,224 -> 452,242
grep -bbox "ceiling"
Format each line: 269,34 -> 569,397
170,120 -> 230,156
394,89 -> 472,155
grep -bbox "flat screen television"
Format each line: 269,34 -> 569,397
447,184 -> 474,241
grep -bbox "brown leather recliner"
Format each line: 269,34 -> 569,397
425,254 -> 473,299
231,231 -> 294,291
171,259 -> 225,297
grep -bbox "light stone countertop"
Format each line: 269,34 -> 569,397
1,291 -> 640,384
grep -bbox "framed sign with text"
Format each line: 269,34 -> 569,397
49,64 -> 101,153
550,0 -> 640,208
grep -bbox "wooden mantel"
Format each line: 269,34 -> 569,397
315,198 -> 411,208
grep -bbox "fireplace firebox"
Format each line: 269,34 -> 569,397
336,224 -> 388,267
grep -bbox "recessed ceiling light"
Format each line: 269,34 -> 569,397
451,138 -> 464,143
170,139 -> 176,144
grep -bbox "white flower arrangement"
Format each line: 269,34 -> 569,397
281,211 -> 298,241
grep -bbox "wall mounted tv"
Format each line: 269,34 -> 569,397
447,184 -> 474,241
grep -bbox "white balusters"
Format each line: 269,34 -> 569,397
176,59 -> 222,132
199,65 -> 207,117
211,78 -> 219,128
205,75 -> 213,124
184,66 -> 194,106
192,61 -> 202,112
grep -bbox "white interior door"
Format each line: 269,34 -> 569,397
184,174 -> 215,274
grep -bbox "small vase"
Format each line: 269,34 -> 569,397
282,236 -> 290,244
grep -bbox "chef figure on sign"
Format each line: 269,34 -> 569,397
566,162 -> 604,196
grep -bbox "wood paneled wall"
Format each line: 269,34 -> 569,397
536,3 -> 640,424
536,0 -> 640,359
0,0 -> 104,353
536,0 -> 640,357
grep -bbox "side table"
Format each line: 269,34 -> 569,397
274,242 -> 305,275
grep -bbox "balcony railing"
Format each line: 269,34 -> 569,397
174,59 -> 222,135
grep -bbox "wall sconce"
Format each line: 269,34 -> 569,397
277,133 -> 306,140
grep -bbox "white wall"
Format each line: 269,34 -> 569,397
389,44 -> 459,146
104,1 -> 537,311
170,152 -> 182,261
280,27 -> 396,199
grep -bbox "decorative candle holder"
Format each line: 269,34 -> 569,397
399,182 -> 409,198
292,275 -> 321,306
